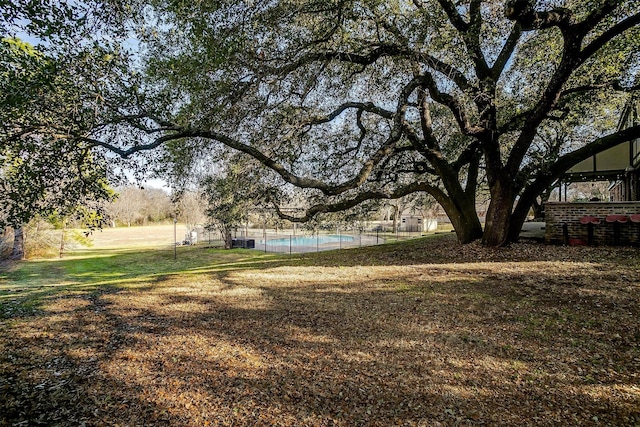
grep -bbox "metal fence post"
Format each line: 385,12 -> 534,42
173,218 -> 177,260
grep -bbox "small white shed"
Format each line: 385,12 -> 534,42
400,215 -> 437,232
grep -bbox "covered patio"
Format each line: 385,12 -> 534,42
544,97 -> 640,245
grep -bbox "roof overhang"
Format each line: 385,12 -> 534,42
562,96 -> 639,183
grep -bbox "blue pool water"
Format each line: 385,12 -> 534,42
263,235 -> 355,246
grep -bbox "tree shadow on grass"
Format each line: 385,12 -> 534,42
1,235 -> 639,425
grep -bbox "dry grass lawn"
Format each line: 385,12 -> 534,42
1,233 -> 639,426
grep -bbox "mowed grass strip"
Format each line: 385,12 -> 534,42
1,234 -> 639,426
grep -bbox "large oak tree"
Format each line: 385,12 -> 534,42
109,0 -> 639,246
6,0 -> 640,246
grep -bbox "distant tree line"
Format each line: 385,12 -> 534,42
105,186 -> 174,227
0,186 -> 178,259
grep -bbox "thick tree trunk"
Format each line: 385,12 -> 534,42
483,203 -> 513,246
450,210 -> 483,243
438,198 -> 483,244
507,185 -> 544,244
531,199 -> 544,221
483,181 -> 515,247
432,167 -> 484,244
11,226 -> 25,260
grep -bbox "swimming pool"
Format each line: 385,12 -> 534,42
262,234 -> 355,246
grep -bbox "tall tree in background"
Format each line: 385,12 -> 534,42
200,157 -> 271,249
0,38 -> 117,258
106,186 -> 173,227
0,0 -> 152,258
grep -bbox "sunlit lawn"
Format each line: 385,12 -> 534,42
1,235 -> 639,426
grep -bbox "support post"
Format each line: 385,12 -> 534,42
174,218 -> 177,260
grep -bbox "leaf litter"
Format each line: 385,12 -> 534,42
1,235 -> 639,426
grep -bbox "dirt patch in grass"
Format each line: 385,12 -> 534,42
1,235 -> 639,426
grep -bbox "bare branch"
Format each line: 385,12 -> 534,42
81,129 -> 195,158
436,0 -> 469,32
271,44 -> 409,77
505,0 -> 573,30
580,12 -> 640,63
500,79 -> 638,135
576,0 -> 625,35
419,53 -> 471,92
491,23 -> 522,78
420,73 -> 484,136
560,81 -> 640,97
306,102 -> 394,126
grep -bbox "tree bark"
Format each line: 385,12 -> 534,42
450,208 -> 483,244
506,175 -> 556,243
437,197 -> 483,244
507,198 -> 534,243
11,226 -> 25,260
224,229 -> 233,249
392,204 -> 399,232
531,198 -> 544,220
483,180 -> 515,246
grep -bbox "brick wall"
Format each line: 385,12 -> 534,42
544,202 -> 640,245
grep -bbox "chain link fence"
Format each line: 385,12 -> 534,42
224,229 -> 439,254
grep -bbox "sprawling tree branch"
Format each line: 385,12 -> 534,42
306,102 -> 394,126
270,44 -> 410,77
419,53 -> 471,92
505,0 -> 573,30
506,3 -> 637,176
86,76 -> 426,198
575,0 -> 626,37
436,0 -> 469,32
560,81 -> 640,98
580,12 -> 640,62
491,23 -> 522,79
464,0 -> 490,79
272,181 -> 445,223
499,81 -> 637,135
505,46 -> 581,175
421,73 -> 484,136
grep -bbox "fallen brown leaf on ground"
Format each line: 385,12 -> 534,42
1,235 -> 639,426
